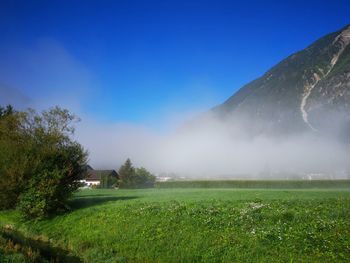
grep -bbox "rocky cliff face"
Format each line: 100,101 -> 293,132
213,24 -> 350,139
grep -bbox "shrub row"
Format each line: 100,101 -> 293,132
156,179 -> 350,189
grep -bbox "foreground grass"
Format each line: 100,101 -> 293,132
1,188 -> 350,262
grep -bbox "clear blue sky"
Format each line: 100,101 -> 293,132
0,0 -> 349,125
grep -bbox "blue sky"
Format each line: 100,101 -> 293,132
1,0 -> 349,126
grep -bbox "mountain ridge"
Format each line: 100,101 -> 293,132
212,24 -> 350,139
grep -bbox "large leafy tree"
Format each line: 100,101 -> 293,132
0,105 -> 88,219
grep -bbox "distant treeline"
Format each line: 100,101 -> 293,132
156,180 -> 350,189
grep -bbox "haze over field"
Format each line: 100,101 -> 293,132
77,114 -> 350,178
1,1 -> 350,178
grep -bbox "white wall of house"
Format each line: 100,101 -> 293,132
80,179 -> 100,187
86,180 -> 100,186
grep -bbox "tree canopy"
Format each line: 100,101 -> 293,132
118,159 -> 156,188
0,105 -> 88,219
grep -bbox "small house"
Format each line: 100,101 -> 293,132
82,166 -> 119,187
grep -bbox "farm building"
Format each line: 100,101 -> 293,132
82,166 -> 119,187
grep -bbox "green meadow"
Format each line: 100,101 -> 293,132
1,184 -> 350,262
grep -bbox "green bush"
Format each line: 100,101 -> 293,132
133,167 -> 156,188
0,105 -> 87,219
0,106 -> 30,210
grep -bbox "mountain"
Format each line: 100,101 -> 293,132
213,24 -> 350,139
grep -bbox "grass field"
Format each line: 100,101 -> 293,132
1,185 -> 350,262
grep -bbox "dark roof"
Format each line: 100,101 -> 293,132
86,165 -> 94,171
86,170 -> 118,181
82,164 -> 94,171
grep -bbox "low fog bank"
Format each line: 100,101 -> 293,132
76,113 -> 350,180
4,39 -> 348,180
